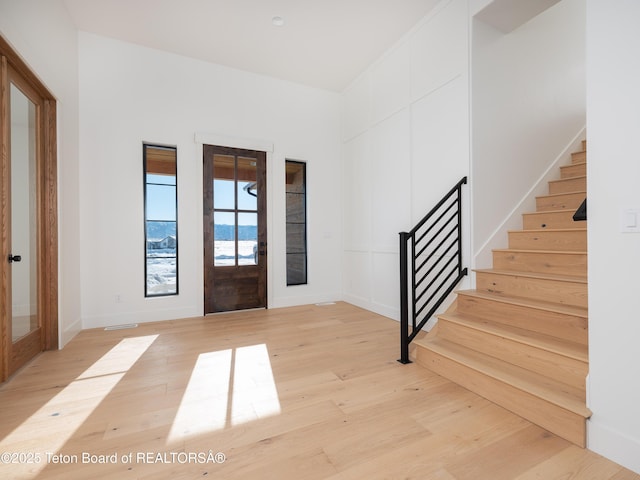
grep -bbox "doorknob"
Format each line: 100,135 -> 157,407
8,254 -> 22,263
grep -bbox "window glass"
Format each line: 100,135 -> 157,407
213,154 -> 259,266
144,144 -> 178,296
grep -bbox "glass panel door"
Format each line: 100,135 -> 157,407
10,82 -> 39,342
1,42 -> 58,383
203,145 -> 267,313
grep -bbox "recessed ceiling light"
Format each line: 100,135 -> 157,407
272,16 -> 285,27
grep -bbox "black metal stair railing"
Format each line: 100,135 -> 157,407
398,177 -> 468,364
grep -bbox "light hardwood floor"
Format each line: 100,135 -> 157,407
0,302 -> 637,479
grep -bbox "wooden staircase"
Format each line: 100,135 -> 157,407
414,140 -> 590,447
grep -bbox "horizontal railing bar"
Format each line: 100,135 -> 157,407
415,224 -> 458,273
415,199 -> 457,245
408,269 -> 467,343
415,239 -> 458,288
415,209 -> 458,258
414,257 -> 457,313
414,264 -> 458,321
408,177 -> 467,236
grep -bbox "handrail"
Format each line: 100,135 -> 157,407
573,198 -> 586,221
398,177 -> 468,364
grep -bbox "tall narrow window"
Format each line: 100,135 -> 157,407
144,144 -> 178,296
285,161 -> 307,285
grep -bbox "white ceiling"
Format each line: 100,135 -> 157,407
63,0 -> 441,92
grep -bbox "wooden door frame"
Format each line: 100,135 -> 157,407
0,35 -> 58,382
203,144 -> 267,313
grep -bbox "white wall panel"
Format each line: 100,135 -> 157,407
371,42 -> 411,125
372,252 -> 400,318
341,0 -> 470,321
410,0 -> 467,102
343,133 -> 372,251
411,76 -> 468,225
342,73 -> 372,141
371,109 -> 412,251
342,251 -> 372,304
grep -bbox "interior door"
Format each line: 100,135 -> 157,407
2,66 -> 43,377
203,145 -> 267,313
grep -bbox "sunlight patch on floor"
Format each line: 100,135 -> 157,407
168,343 -> 280,443
0,334 -> 158,478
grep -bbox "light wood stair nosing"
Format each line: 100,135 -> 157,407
549,175 -> 586,182
536,190 -> 586,200
508,227 -> 587,234
493,248 -> 587,255
561,161 -> 586,168
525,208 -> 584,214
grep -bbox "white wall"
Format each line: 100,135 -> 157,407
0,0 -> 82,346
78,33 -> 342,328
586,0 -> 640,473
342,0 -> 471,320
471,0 -> 586,268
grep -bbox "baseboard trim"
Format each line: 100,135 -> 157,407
588,418 -> 640,474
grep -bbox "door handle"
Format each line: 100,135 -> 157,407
8,254 -> 22,263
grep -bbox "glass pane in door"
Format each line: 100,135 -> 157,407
10,83 -> 38,342
238,212 -> 258,265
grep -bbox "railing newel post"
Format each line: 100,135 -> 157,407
398,231 -> 411,364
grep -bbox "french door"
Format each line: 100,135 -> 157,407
1,39 -> 58,382
203,145 -> 267,313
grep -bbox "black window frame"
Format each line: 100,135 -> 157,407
143,143 -> 179,297
285,160 -> 308,286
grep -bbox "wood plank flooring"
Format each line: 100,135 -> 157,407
0,302 -> 637,479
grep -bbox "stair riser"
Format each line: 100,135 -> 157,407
571,151 -> 586,164
508,230 -> 587,251
415,348 -> 587,447
548,177 -> 586,195
456,294 -> 587,345
523,211 -> 586,230
560,162 -> 586,179
437,319 -> 587,391
493,251 -> 587,277
475,272 -> 587,308
536,193 -> 586,212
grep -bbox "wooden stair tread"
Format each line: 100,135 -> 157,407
537,191 -> 586,199
522,210 -> 588,229
493,248 -> 586,255
509,228 -> 587,234
455,289 -> 588,318
550,175 -> 586,181
474,268 -> 587,284
527,208 -> 583,213
416,337 -> 591,418
438,312 -> 588,362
